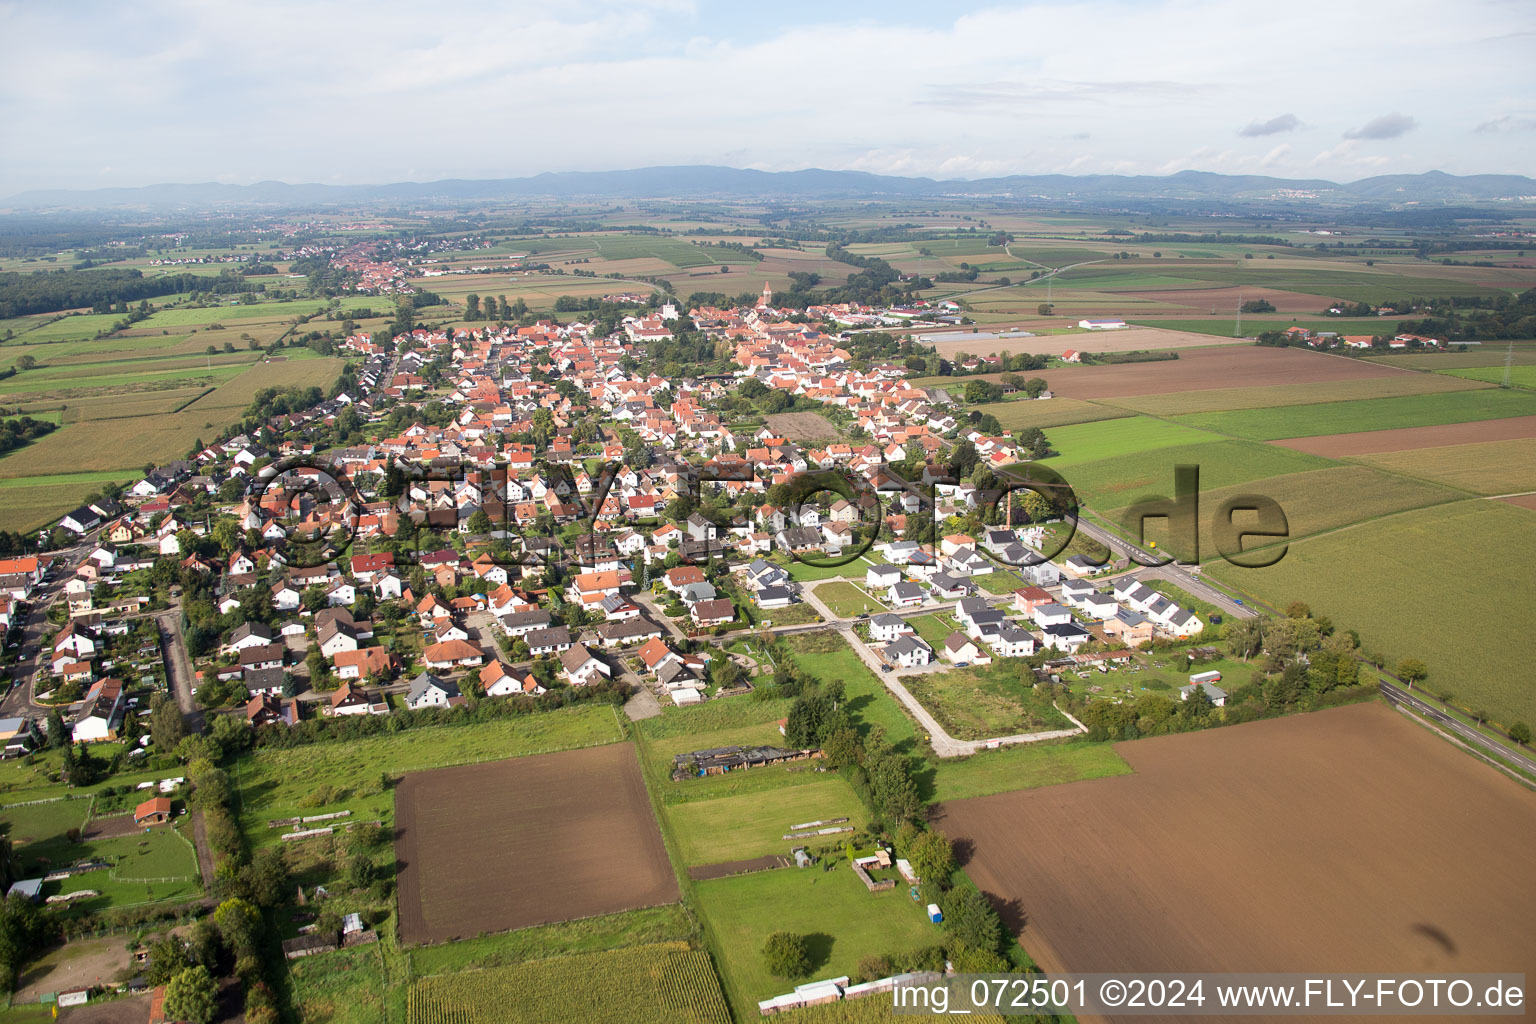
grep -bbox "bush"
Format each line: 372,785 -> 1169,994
762,931 -> 811,979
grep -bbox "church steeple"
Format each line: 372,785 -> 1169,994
758,282 -> 773,308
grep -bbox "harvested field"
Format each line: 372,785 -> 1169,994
1108,372 -> 1486,417
394,742 -> 676,944
688,855 -> 789,881
922,326 -> 1242,359
934,703 -> 1536,986
1500,493 -> 1536,509
920,346 -> 1403,400
1351,437 -> 1536,495
1363,348 -> 1536,371
764,411 -> 841,441
1273,413 -> 1536,456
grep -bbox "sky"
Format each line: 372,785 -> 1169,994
1,0 -> 1533,197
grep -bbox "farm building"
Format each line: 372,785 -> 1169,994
134,796 -> 172,825
1078,318 -> 1127,330
671,744 -> 822,781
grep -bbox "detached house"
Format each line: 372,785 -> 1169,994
558,643 -> 611,687
405,672 -> 462,709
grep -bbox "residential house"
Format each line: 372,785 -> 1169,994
405,672 -> 462,709
942,633 -> 988,665
558,643 -> 611,686
422,639 -> 486,671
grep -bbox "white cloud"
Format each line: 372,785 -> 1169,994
0,0 -> 1531,195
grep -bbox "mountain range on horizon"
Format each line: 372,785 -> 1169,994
6,165 -> 1536,212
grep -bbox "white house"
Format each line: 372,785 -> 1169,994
559,643 -> 611,687
882,636 -> 932,668
942,633 -> 988,665
865,564 -> 903,590
990,625 -> 1037,658
886,581 -> 925,609
405,672 -> 461,709
869,613 -> 914,644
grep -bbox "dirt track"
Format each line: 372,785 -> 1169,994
1274,414 -> 1536,456
394,742 -> 677,945
934,703 -> 1536,1015
687,855 -> 789,881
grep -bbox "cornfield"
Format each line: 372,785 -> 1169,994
406,942 -> 730,1024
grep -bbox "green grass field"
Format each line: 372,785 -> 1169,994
409,905 -> 696,977
1443,365 -> 1536,388
1172,388 -> 1536,440
666,777 -> 868,866
1105,373 -> 1488,417
1041,416 -> 1220,467
235,707 -> 625,847
1354,437 -> 1536,495
813,580 -> 884,617
406,942 -> 730,1024
781,633 -> 918,749
927,741 -> 1132,802
902,662 -> 1071,740
694,867 -> 937,1016
290,941 -> 391,1024
1208,499 -> 1536,726
1362,348 -> 1536,371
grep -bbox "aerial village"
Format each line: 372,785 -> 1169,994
4,282 -> 1213,757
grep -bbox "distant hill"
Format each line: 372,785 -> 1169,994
6,165 -> 1535,210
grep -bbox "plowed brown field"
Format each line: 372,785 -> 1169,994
923,347 -> 1406,399
934,703 -> 1536,1000
1275,414 -> 1536,456
395,742 -> 677,944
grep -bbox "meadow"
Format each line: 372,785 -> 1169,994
1173,387 -> 1536,440
1041,415 -> 1225,467
1444,365 -> 1536,388
233,706 -> 624,848
406,943 -> 730,1024
1040,438 -> 1330,512
902,662 -> 1072,740
694,867 -> 937,1016
812,580 -> 884,617
664,777 -> 868,866
1208,499 -> 1536,726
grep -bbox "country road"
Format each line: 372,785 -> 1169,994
1379,678 -> 1536,778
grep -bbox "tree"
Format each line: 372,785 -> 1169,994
163,965 -> 218,1024
213,897 -> 262,957
762,931 -> 810,979
907,830 -> 954,886
1508,721 -> 1531,746
1037,303 -> 1053,316
466,509 -> 492,534
1223,617 -> 1264,661
45,707 -> 66,749
1395,658 -> 1428,686
145,935 -> 193,984
939,886 -> 1002,955
15,355 -> 36,372
150,693 -> 187,753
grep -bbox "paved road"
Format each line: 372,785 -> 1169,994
2,530 -> 101,716
154,607 -> 204,733
1379,677 -> 1536,778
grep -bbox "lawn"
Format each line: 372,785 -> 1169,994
780,556 -> 866,583
1207,499 -> 1536,727
10,825 -> 200,915
1106,372 -> 1487,417
694,866 -> 938,1017
1172,388 -> 1536,440
666,777 -> 868,866
1355,437 -> 1536,495
234,707 -> 625,847
902,662 -> 1072,741
1041,415 -> 1220,467
926,741 -> 1132,802
904,613 -> 957,651
1,797 -> 90,848
813,580 -> 883,618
